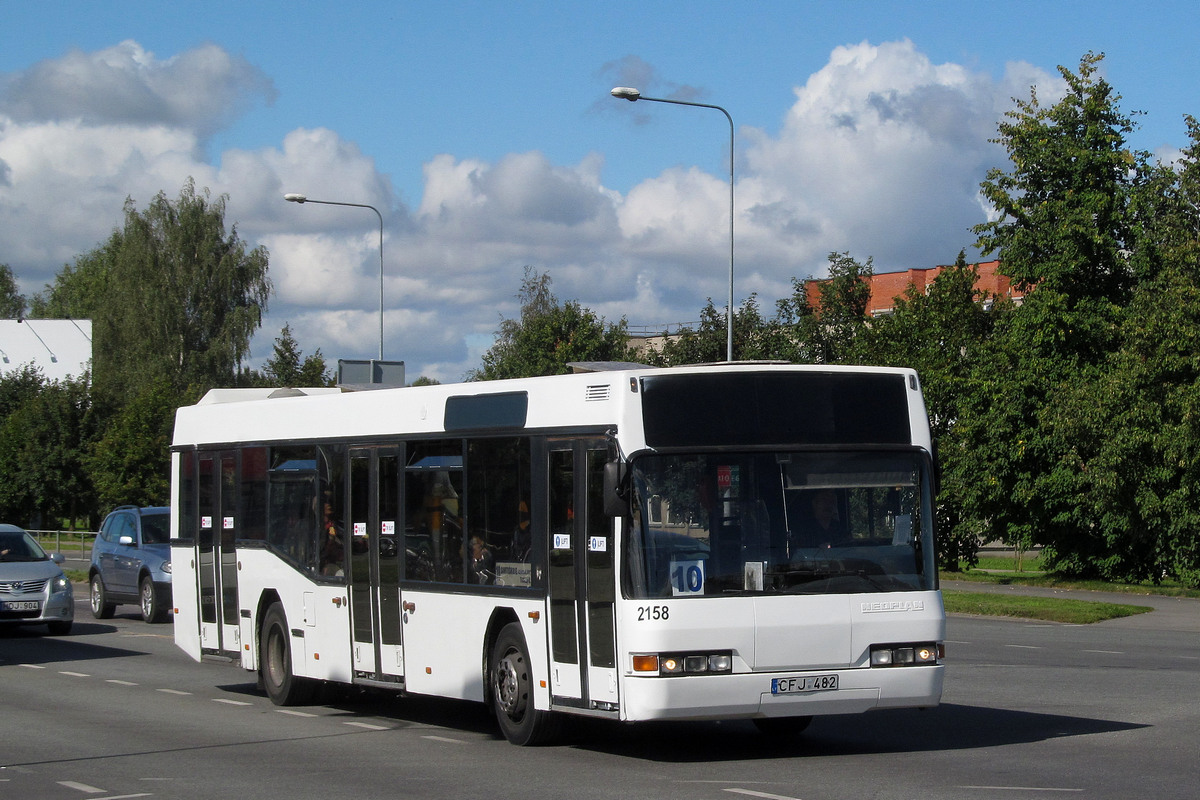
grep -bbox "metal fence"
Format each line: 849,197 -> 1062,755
29,529 -> 99,566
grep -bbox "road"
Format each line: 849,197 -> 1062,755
2,590 -> 1198,800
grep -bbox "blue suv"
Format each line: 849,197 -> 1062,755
89,506 -> 172,623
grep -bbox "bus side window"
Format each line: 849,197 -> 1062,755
466,437 -> 532,587
405,440 -> 463,583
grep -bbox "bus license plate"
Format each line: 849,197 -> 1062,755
771,674 -> 838,695
1,600 -> 41,612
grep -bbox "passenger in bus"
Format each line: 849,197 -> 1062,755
468,536 -> 495,584
319,501 -> 345,576
788,489 -> 844,553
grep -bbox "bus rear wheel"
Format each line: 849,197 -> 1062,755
260,603 -> 315,706
490,623 -> 559,746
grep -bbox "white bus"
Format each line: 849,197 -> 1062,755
171,363 -> 944,745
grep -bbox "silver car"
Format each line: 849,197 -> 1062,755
89,505 -> 171,623
0,524 -> 74,635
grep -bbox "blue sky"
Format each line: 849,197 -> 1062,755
2,1 -> 1197,381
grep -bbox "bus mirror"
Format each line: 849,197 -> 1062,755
603,461 -> 630,518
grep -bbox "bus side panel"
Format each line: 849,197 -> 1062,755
236,548 -> 354,684
401,590 -> 548,706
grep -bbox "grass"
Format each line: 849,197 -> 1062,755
944,553 -> 1200,600
942,589 -> 1153,624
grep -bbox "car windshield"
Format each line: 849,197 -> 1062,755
0,531 -> 48,562
141,512 -> 170,544
624,450 -> 936,598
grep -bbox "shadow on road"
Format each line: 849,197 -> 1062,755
566,703 -> 1146,761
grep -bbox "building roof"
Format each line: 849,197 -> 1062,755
0,319 -> 93,382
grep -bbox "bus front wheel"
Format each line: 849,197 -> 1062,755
260,603 -> 315,706
490,623 -> 559,745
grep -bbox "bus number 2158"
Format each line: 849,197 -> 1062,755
637,605 -> 669,621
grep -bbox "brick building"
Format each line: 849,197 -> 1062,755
806,259 -> 1023,317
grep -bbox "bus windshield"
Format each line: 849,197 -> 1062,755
625,450 -> 936,598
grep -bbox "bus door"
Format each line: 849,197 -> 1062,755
348,448 -> 405,682
197,450 -> 241,656
546,440 -> 619,710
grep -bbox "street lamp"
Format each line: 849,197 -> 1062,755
611,86 -> 735,362
284,193 -> 386,361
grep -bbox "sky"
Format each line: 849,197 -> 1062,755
2,1 -> 1198,383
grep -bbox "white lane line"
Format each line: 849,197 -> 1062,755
1082,649 -> 1123,655
107,679 -> 139,686
156,688 -> 192,696
60,671 -> 91,677
1005,644 -> 1042,649
277,709 -> 318,717
19,663 -> 46,669
344,721 -> 389,731
724,789 -> 803,800
57,780 -> 105,793
422,735 -> 467,744
90,794 -> 153,799
960,785 -> 1082,793
213,698 -> 252,706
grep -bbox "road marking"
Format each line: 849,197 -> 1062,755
1082,649 -> 1123,655
422,735 -> 467,744
724,789 -> 803,800
277,709 -> 318,717
60,671 -> 91,677
19,663 -> 46,669
344,721 -> 389,731
107,679 -> 139,686
156,688 -> 192,696
58,780 -> 105,793
1005,644 -> 1042,649
960,785 -> 1082,793
213,698 -> 252,706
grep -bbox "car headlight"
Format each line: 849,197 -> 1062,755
161,560 -> 172,574
51,574 -> 72,594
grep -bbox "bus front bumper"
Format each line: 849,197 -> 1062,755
619,664 -> 944,722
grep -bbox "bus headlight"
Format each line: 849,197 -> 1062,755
632,651 -> 733,676
870,643 -> 941,667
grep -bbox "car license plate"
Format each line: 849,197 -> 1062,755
771,674 -> 838,695
1,600 -> 41,612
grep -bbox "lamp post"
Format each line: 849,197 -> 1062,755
284,193 -> 386,361
611,86 -> 735,362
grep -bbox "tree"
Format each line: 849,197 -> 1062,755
782,252 -> 873,365
472,268 -> 633,380
83,378 -> 184,511
650,295 -> 777,366
261,323 -> 332,387
0,375 -> 95,528
0,264 -> 27,318
35,178 -> 271,403
957,53 -> 1146,574
862,251 -> 997,569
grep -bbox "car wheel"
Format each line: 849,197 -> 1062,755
260,603 -> 316,706
490,623 -> 560,745
47,620 -> 73,635
140,576 -> 168,623
90,574 -> 115,619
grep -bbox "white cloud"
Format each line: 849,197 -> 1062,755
0,38 -> 1065,383
0,40 -> 275,140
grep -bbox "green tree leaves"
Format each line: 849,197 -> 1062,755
471,267 -> 634,380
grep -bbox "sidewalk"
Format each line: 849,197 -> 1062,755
942,578 -> 1200,633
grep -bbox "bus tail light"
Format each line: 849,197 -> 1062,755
632,651 -> 733,676
870,643 -> 941,667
